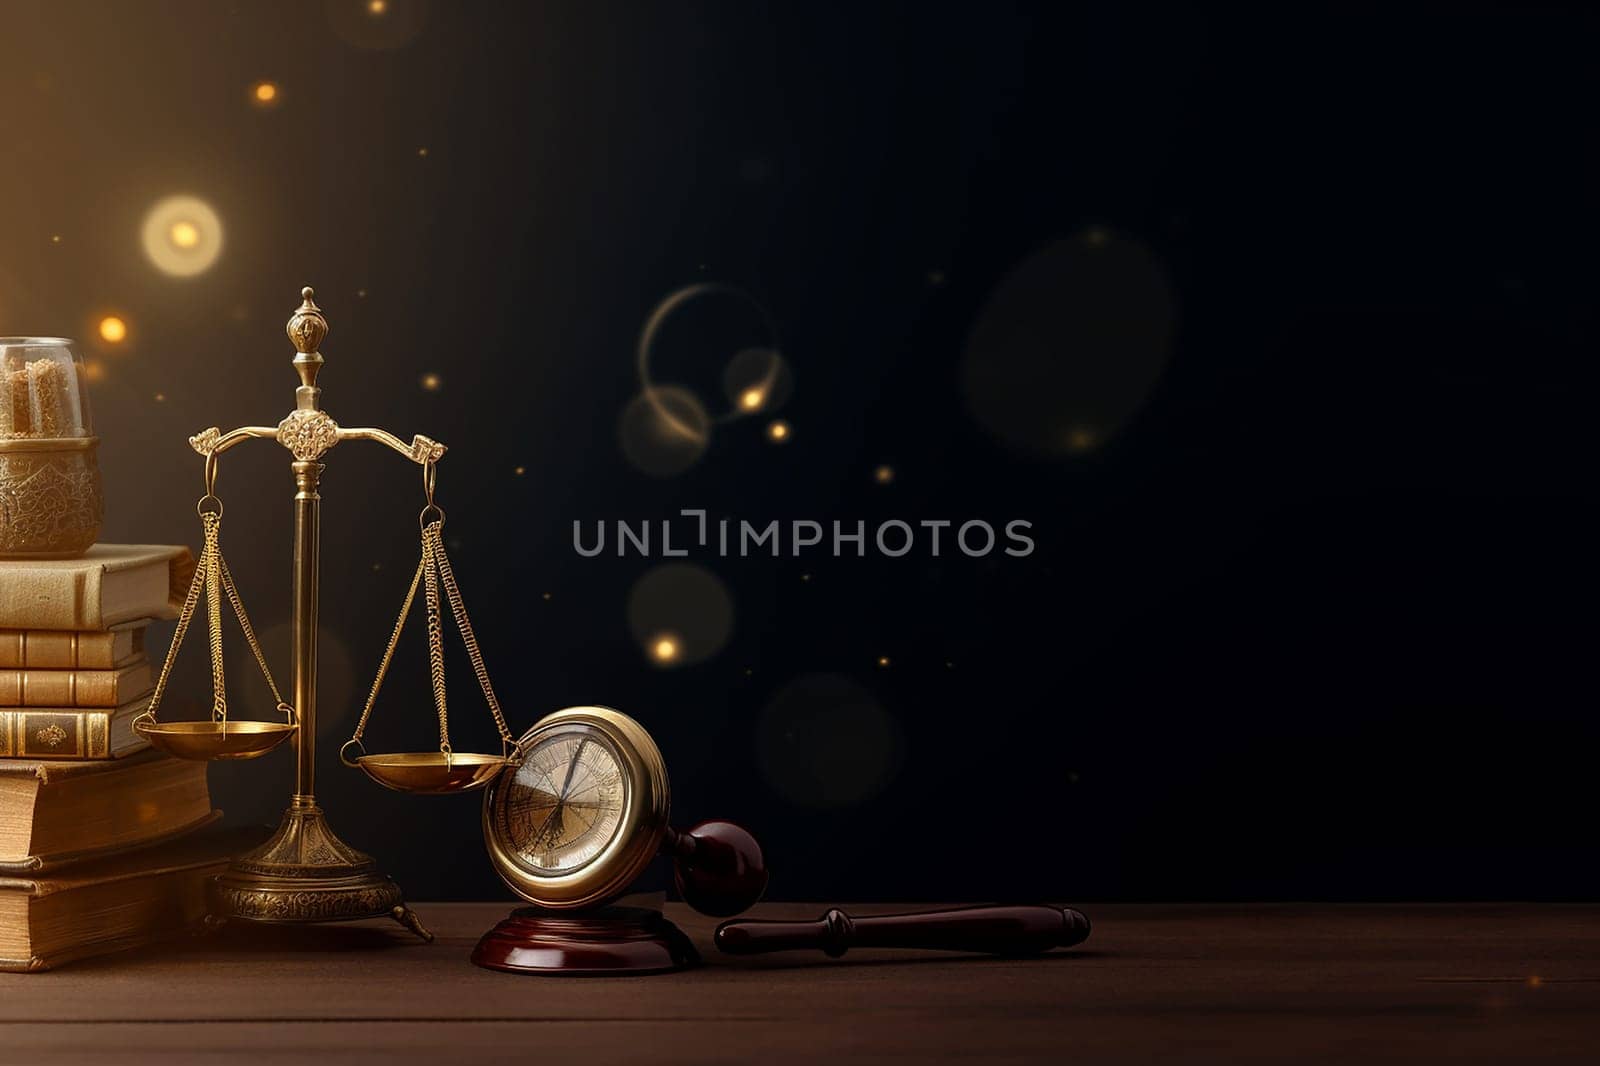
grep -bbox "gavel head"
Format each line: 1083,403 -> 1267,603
666,820 -> 768,918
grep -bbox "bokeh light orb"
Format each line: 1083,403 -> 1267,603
766,419 -> 791,443
141,195 -> 224,277
619,385 -> 711,477
962,229 -> 1175,456
626,564 -> 734,667
327,0 -> 428,50
722,347 -> 793,416
97,316 -> 127,344
419,371 -> 442,392
232,622 -> 355,738
251,81 -> 279,107
757,674 -> 902,808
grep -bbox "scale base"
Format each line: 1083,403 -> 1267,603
209,800 -> 431,941
471,905 -> 699,976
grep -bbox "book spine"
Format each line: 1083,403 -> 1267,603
0,668 -> 134,707
0,706 -> 146,759
0,630 -> 120,669
0,662 -> 148,708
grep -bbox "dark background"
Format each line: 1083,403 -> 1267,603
1,1 -> 1593,902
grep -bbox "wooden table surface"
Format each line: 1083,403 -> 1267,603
2,903 -> 1597,1064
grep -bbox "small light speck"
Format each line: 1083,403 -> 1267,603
50,234 -> 62,244
419,372 -> 442,392
372,562 -> 382,572
800,573 -> 811,582
541,592 -> 552,601
417,147 -> 429,158
873,464 -> 894,484
1527,975 -> 1544,989
945,661 -> 954,669
153,392 -> 166,403
876,656 -> 890,668
514,465 -> 525,476
357,289 -> 368,299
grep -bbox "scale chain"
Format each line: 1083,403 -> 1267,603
348,550 -> 426,750
144,536 -> 211,723
421,522 -> 452,754
203,513 -> 228,723
427,522 -> 516,746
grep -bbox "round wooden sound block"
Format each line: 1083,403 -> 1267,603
470,905 -> 700,976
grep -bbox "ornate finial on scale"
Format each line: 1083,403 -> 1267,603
287,285 -> 327,406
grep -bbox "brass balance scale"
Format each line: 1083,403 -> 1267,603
133,286 -> 503,940
133,286 -> 770,962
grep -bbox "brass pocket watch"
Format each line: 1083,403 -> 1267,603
475,705 -> 769,975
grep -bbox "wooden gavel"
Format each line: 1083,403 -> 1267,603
715,904 -> 1091,958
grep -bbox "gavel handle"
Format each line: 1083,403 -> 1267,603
715,904 -> 1090,958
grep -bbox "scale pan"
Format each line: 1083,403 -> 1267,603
136,720 -> 297,761
355,752 -> 511,794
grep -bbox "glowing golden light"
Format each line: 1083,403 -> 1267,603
739,387 -> 765,410
153,392 -> 166,403
1527,975 -> 1543,988
252,81 -> 278,105
141,195 -> 223,277
513,465 -> 526,476
766,419 -> 791,442
650,635 -> 681,664
417,147 -> 429,158
368,0 -> 387,12
876,656 -> 891,668
168,221 -> 200,249
873,464 -> 894,484
1065,425 -> 1099,453
50,234 -> 61,244
97,316 -> 127,344
419,372 -> 442,391
82,360 -> 106,383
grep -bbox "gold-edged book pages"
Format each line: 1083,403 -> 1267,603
0,750 -> 214,869
0,826 -> 265,972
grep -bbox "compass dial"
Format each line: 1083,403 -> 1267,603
484,706 -> 671,909
501,731 -> 626,874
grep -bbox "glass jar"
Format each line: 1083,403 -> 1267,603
0,338 -> 103,557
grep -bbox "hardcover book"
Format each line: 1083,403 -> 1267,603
0,695 -> 153,759
0,620 -> 149,669
0,751 -> 214,870
0,827 -> 262,972
0,658 -> 152,708
0,545 -> 193,631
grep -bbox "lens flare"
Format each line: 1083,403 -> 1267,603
141,195 -> 224,277
619,386 -> 711,477
98,316 -> 127,343
963,229 -> 1174,457
627,564 -> 734,667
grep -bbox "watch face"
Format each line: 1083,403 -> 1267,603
484,706 -> 670,909
499,726 -> 627,874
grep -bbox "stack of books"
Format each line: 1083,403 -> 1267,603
0,544 -> 248,972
